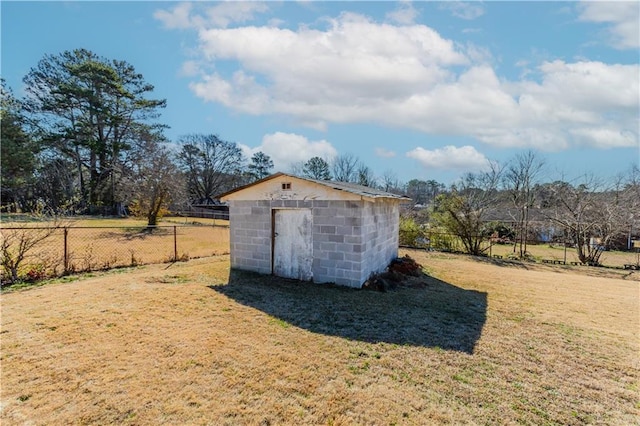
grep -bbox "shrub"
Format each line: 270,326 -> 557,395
399,216 -> 426,247
430,232 -> 458,252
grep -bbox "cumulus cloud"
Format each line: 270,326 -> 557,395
406,146 -> 489,170
156,7 -> 639,152
504,60 -> 640,149
578,1 -> 640,49
375,147 -> 397,158
440,2 -> 485,20
240,132 -> 338,171
189,13 -> 467,122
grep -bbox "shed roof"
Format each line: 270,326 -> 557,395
219,172 -> 410,202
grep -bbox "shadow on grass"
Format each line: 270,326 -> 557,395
209,270 -> 487,354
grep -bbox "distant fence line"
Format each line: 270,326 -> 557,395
2,224 -> 638,285
1,224 -> 230,284
402,231 -> 639,269
174,210 -> 230,221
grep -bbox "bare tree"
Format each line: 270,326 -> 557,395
126,135 -> 185,227
543,174 -> 633,265
503,150 -> 545,257
381,169 -> 404,194
357,163 -> 376,187
431,162 -> 502,255
32,156 -> 78,214
625,164 -> 640,249
177,134 -> 245,203
331,153 -> 360,182
288,161 -> 305,177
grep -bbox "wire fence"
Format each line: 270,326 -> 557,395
174,210 -> 229,220
1,224 -> 230,284
2,223 -> 638,285
402,231 -> 640,270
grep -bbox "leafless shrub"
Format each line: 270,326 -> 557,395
1,215 -> 64,285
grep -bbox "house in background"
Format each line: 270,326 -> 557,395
219,173 -> 410,288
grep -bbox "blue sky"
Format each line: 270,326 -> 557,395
2,1 -> 639,185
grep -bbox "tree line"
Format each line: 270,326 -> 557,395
0,48 -> 424,223
412,153 -> 639,265
2,50 -> 267,224
2,50 -> 396,222
2,49 -> 639,265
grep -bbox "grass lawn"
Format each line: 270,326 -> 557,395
1,216 -> 229,281
488,243 -> 639,269
1,250 -> 638,425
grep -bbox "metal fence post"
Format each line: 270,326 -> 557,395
173,226 -> 177,262
63,227 -> 69,274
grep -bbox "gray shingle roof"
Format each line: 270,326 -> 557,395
299,176 -> 410,200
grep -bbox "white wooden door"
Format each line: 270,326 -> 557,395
273,209 -> 313,281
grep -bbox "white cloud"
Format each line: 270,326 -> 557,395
179,60 -> 200,77
440,2 -> 485,20
154,1 -> 269,30
240,132 -> 338,171
463,43 -> 493,64
375,147 -> 396,158
190,70 -> 268,115
154,2 -> 194,29
502,60 -> 640,149
406,146 -> 489,170
578,1 -> 640,49
191,13 -> 468,123
533,60 -> 638,110
204,1 -> 269,28
386,1 -> 419,25
569,127 -> 638,149
160,9 -> 639,152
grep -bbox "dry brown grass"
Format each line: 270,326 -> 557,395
1,217 -> 229,280
489,243 -> 639,269
1,250 -> 638,425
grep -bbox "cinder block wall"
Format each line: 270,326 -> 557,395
228,199 -> 400,288
360,201 -> 401,283
228,200 -> 272,274
311,200 -> 364,287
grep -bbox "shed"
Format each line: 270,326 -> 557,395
219,172 -> 410,288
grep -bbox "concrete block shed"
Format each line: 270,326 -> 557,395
219,172 -> 410,288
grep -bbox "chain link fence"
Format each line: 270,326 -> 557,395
3,222 -> 638,285
1,224 -> 230,284
401,231 -> 640,269
401,231 -> 491,254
